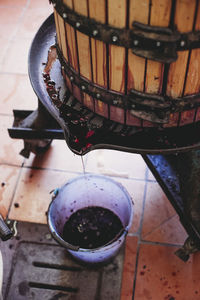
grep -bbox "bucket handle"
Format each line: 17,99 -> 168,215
51,231 -> 80,251
105,227 -> 128,247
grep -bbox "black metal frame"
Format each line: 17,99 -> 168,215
143,154 -> 200,261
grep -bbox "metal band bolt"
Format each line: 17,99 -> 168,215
63,13 -> 68,19
96,93 -> 101,99
156,41 -> 161,47
93,30 -> 98,37
112,35 -> 118,42
133,40 -> 139,46
180,40 -> 185,47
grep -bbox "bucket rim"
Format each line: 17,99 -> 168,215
47,173 -> 134,252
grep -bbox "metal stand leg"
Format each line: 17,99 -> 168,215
8,100 -> 64,158
143,152 -> 200,261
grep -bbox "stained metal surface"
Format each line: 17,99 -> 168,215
27,14 -> 200,155
28,14 -> 67,132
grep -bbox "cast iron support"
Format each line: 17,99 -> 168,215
143,152 -> 200,261
8,100 -> 64,158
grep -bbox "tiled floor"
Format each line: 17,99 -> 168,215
0,1 -> 200,299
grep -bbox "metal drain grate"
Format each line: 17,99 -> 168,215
6,242 -> 124,300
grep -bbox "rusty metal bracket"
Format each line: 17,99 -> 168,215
131,21 -> 179,63
51,0 -> 200,63
8,102 -> 64,158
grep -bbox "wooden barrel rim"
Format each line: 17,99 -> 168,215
51,0 -> 200,64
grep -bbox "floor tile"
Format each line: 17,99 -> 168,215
134,243 -> 200,300
0,116 -> 24,166
147,167 -> 156,181
0,37 -> 10,66
143,214 -> 187,245
120,236 -> 138,300
8,168 -> 78,223
0,73 -> 37,115
85,150 -> 147,180
0,165 -> 21,219
24,140 -> 87,172
1,38 -> 31,74
113,178 -> 145,234
0,0 -> 27,7
16,6 -> 52,39
0,6 -> 24,39
141,181 -> 186,245
29,0 -> 53,10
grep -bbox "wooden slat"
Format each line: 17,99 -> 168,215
108,0 -> 126,123
54,8 -> 72,92
166,0 -> 196,98
89,0 -> 108,118
89,0 -> 107,87
64,23 -> 79,71
179,109 -> 196,126
184,3 -> 200,95
63,72 -> 73,93
145,0 -> 172,94
166,0 -> 196,126
63,0 -> 73,8
184,48 -> 200,95
57,14 -> 68,61
108,0 -> 126,93
54,10 -> 62,50
63,0 -> 79,95
194,6 -> 200,123
73,0 -> 93,108
63,0 -> 78,70
73,0 -> 91,79
162,112 -> 180,128
126,0 -> 149,126
195,107 -> 200,122
128,0 -> 148,92
179,0 -> 199,126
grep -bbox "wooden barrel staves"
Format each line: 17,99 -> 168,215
51,0 -> 200,128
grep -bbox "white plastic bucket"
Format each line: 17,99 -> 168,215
47,174 -> 134,265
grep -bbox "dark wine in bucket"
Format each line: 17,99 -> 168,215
62,206 -> 124,249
